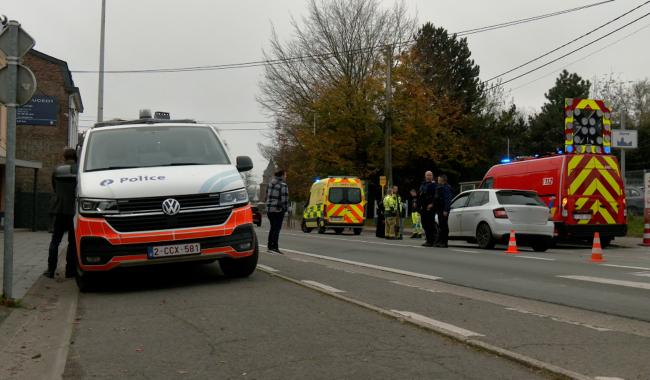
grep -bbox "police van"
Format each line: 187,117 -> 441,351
74,111 -> 257,290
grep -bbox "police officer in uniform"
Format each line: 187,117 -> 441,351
45,148 -> 78,278
419,171 -> 438,247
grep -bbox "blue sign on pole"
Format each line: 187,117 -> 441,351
16,95 -> 58,126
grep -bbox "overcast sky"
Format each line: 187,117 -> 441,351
3,0 -> 648,181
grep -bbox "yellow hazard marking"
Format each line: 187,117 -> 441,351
602,156 -> 620,175
567,155 -> 585,177
583,179 -> 618,212
569,158 -> 595,195
576,99 -> 601,110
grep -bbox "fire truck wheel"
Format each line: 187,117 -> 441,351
600,237 -> 612,248
476,223 -> 495,250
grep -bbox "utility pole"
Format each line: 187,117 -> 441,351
384,46 -> 393,188
313,113 -> 316,136
97,0 -> 106,122
0,19 -> 36,300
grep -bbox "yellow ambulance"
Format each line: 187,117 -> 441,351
301,177 -> 366,235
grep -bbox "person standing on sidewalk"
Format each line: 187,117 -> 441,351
266,170 -> 289,254
45,148 -> 78,278
392,185 -> 405,240
435,174 -> 454,248
419,171 -> 438,247
383,188 -> 397,239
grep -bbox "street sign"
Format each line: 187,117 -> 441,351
379,176 -> 387,187
17,95 -> 57,125
0,21 -> 34,58
612,129 -> 638,149
0,63 -> 36,105
645,173 -> 650,209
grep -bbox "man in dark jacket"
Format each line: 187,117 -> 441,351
435,174 -> 454,248
266,170 -> 289,254
418,171 -> 438,247
45,148 -> 78,278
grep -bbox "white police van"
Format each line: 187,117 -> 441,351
74,111 -> 257,291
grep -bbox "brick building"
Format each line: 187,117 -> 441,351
0,49 -> 83,229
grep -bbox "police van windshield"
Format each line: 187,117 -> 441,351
329,187 -> 362,204
84,126 -> 230,172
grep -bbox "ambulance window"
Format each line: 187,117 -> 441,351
467,191 -> 489,207
480,178 -> 493,189
347,188 -> 362,204
450,193 -> 470,210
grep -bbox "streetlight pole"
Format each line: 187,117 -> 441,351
97,0 -> 106,123
384,46 -> 393,188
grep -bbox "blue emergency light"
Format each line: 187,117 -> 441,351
500,158 -> 511,164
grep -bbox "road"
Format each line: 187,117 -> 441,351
59,223 -> 650,379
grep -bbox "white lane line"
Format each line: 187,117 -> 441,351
301,280 -> 345,293
281,232 -> 426,249
392,310 -> 485,337
602,264 -> 650,271
505,307 -> 611,332
256,264 -> 279,272
558,275 -> 650,290
515,256 -> 555,261
451,249 -> 480,254
390,280 -> 442,293
633,272 -> 650,278
595,377 -> 625,380
280,247 -> 442,281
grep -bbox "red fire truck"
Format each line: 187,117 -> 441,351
479,98 -> 627,247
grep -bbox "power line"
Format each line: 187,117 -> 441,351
510,22 -> 650,92
70,0 -> 611,75
485,0 -> 650,83
487,10 -> 650,91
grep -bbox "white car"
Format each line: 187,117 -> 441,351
448,189 -> 554,252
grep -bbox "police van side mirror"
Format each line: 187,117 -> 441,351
236,156 -> 253,172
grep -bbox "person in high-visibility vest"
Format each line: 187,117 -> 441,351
409,188 -> 424,238
383,188 -> 398,239
392,185 -> 404,240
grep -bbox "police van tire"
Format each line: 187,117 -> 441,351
75,264 -> 97,293
476,223 -> 495,250
220,242 -> 259,278
353,228 -> 362,235
301,220 -> 313,233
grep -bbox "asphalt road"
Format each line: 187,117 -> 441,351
62,263 -> 546,380
262,225 -> 650,322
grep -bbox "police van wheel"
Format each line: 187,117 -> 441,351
333,228 -> 344,235
301,220 -> 313,233
75,263 -> 97,293
353,228 -> 362,235
220,241 -> 259,278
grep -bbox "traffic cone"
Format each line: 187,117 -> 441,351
642,224 -> 650,247
590,232 -> 605,262
504,230 -> 520,254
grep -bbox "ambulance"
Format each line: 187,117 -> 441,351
480,98 -> 627,247
301,177 -> 366,235
74,111 -> 258,291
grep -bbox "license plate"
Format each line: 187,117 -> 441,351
330,216 -> 343,222
574,214 -> 592,220
147,243 -> 201,258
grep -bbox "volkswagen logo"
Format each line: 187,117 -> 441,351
162,198 -> 181,216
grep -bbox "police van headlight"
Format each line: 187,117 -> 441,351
79,198 -> 118,214
219,189 -> 248,207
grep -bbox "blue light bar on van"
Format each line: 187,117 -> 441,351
500,158 -> 511,164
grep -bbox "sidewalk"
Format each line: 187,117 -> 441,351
0,230 -> 52,301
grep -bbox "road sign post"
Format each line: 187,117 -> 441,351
0,19 -> 36,301
380,175 -> 386,196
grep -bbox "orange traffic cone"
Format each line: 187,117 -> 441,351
505,230 -> 520,254
590,232 -> 605,262
642,224 -> 650,247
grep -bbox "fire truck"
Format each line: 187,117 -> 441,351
480,98 -> 627,247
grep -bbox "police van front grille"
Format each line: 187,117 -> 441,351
117,194 -> 219,213
106,208 -> 232,233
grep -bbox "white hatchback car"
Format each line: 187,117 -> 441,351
448,189 -> 554,251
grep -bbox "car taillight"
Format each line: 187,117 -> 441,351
493,208 -> 508,219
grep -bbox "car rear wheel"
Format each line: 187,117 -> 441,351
476,223 -> 495,250
531,240 -> 549,252
353,228 -> 362,235
301,220 -> 313,233
219,241 -> 259,278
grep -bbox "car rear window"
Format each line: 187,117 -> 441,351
496,191 -> 546,206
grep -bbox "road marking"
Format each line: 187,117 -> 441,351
256,264 -> 279,272
301,280 -> 345,293
558,275 -> 650,290
505,307 -> 612,332
515,255 -> 555,261
280,247 -> 442,281
602,264 -> 650,271
595,377 -> 625,380
392,310 -> 485,337
633,271 -> 650,277
390,280 -> 442,293
281,231 -> 426,249
451,249 -> 480,254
